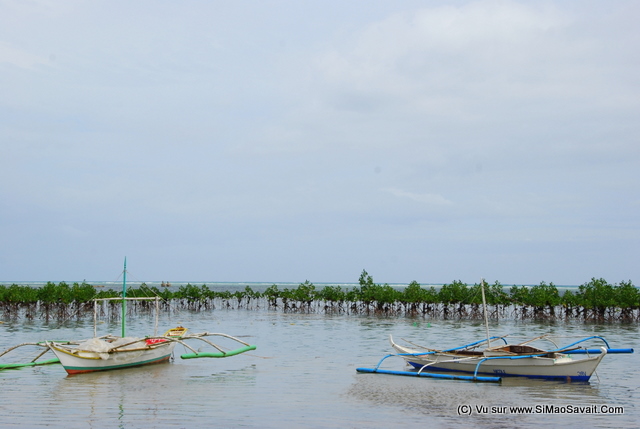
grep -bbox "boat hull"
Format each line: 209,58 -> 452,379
391,342 -> 606,382
48,341 -> 177,375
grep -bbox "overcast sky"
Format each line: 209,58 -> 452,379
1,0 -> 638,285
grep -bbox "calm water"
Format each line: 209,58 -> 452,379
1,308 -> 638,428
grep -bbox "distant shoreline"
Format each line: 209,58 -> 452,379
0,280 -> 584,290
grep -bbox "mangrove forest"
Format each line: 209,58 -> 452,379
0,271 -> 638,322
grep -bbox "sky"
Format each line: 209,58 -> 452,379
1,0 -> 638,286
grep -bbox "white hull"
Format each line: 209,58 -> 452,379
2,262 -> 258,376
48,339 -> 176,375
390,338 -> 607,381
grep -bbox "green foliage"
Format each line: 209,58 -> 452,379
318,285 -> 345,302
352,270 -> 402,310
264,284 -> 280,306
614,280 -> 639,309
151,286 -> 174,301
356,269 -> 376,303
243,286 -> 261,300
486,281 -> 510,306
403,281 -> 425,303
509,285 -> 530,306
528,282 -> 561,308
466,283 -> 484,306
439,280 -> 468,304
561,289 -> 579,307
578,278 -> 616,311
0,275 -> 637,322
72,282 -> 97,303
177,283 -> 207,303
292,280 -> 316,304
4,284 -> 39,304
376,284 -> 401,306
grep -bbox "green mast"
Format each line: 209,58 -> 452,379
122,257 -> 127,337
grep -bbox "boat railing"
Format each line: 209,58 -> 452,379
371,352 -> 427,370
0,341 -> 67,370
174,333 -> 256,359
135,332 -> 256,359
444,336 -> 509,352
371,351 -> 478,373
540,336 -> 633,354
551,335 -> 610,352
391,335 -> 508,354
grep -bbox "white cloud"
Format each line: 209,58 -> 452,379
382,187 -> 452,206
317,2 -> 565,90
0,1 -> 638,284
0,42 -> 51,69
314,0 -> 636,124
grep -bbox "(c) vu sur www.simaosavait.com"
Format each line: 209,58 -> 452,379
457,404 -> 624,415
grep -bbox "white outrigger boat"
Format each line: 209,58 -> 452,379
386,334 -> 613,382
1,260 -> 256,375
357,280 -> 633,383
43,325 -> 256,375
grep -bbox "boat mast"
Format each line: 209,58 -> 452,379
481,278 -> 491,348
122,257 -> 127,337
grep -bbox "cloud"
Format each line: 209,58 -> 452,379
314,0 -> 637,127
0,42 -> 51,69
0,1 -> 638,284
317,2 -> 566,92
382,187 -> 453,206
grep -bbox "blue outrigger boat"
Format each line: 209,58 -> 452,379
357,280 -> 633,383
379,334 -> 631,382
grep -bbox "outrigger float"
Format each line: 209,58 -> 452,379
357,280 -> 633,383
357,334 -> 632,383
0,259 -> 256,375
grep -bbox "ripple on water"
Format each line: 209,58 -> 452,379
1,310 -> 638,427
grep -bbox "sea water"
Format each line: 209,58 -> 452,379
0,305 -> 637,427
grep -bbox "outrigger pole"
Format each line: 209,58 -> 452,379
481,278 -> 491,348
122,257 -> 127,337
